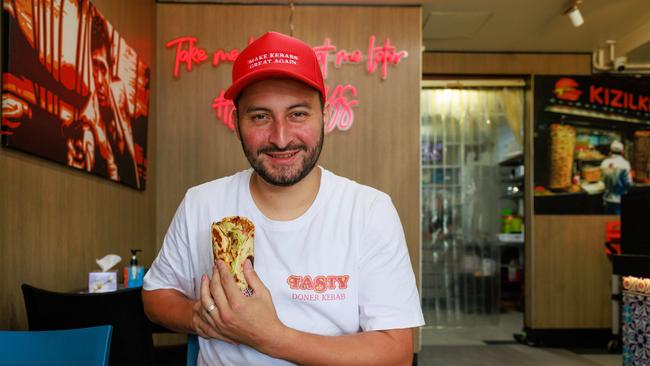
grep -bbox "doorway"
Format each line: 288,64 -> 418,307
420,80 -> 526,346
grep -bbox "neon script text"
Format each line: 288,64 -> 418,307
166,35 -> 408,80
166,36 -> 240,78
313,36 -> 408,80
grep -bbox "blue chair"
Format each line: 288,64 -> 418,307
186,334 -> 199,366
0,325 -> 112,366
22,284 -> 157,366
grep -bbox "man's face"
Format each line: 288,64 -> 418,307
235,78 -> 326,186
91,47 -> 110,107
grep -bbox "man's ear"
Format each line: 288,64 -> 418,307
233,110 -> 242,141
322,102 -> 331,135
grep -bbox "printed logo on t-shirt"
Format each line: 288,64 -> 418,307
286,275 -> 349,302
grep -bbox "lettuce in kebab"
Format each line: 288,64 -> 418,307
211,216 -> 255,296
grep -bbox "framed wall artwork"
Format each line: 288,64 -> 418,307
2,0 -> 150,189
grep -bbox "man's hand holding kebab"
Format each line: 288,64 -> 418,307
199,259 -> 287,355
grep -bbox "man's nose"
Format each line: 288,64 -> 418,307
268,119 -> 290,149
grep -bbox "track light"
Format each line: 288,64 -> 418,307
564,0 -> 584,28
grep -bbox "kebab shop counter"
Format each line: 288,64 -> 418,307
533,75 -> 650,215
523,75 -> 650,345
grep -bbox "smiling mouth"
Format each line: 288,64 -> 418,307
266,150 -> 299,160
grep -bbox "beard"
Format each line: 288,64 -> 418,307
239,125 -> 324,187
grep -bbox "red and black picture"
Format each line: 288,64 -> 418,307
2,0 -> 150,190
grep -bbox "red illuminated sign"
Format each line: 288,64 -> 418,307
550,77 -> 650,112
211,90 -> 236,130
313,36 -> 408,81
553,78 -> 582,101
324,84 -> 358,132
167,35 -> 408,132
166,37 -> 209,79
589,85 -> 650,111
165,36 -> 251,78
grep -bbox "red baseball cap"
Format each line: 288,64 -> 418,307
224,32 -> 326,102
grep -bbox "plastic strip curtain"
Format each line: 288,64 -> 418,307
421,87 -> 523,328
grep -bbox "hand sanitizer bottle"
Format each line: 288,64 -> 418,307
124,249 -> 144,288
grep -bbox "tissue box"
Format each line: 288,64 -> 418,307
89,271 -> 118,293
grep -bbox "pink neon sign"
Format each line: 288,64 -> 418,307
211,90 -> 236,130
166,35 -> 407,80
165,36 -> 250,78
324,84 -> 358,132
165,36 -> 209,78
167,35 -> 407,132
313,36 -> 408,80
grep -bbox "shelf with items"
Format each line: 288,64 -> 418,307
498,240 -> 524,311
500,161 -> 525,204
498,155 -> 525,311
420,140 -> 464,167
498,233 -> 524,244
421,167 -> 461,186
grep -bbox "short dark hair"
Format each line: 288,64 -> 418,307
90,12 -> 113,69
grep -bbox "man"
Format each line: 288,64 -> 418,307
65,11 -> 139,188
142,32 -> 424,365
601,140 -> 632,215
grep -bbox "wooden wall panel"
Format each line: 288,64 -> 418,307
156,3 -> 421,348
423,52 -> 592,75
529,215 -> 617,329
0,0 -> 157,330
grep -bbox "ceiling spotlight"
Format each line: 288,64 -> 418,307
565,0 -> 584,27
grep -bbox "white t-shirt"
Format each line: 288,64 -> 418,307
144,167 -> 424,365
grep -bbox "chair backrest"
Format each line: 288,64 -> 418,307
22,284 -> 155,366
186,334 -> 199,366
0,325 -> 112,366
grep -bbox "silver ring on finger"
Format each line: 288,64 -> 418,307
206,303 -> 217,314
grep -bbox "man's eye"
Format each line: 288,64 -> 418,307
291,111 -> 308,119
251,114 -> 268,121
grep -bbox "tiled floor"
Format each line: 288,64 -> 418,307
418,345 -> 621,366
419,312 -> 621,366
421,311 -> 523,346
